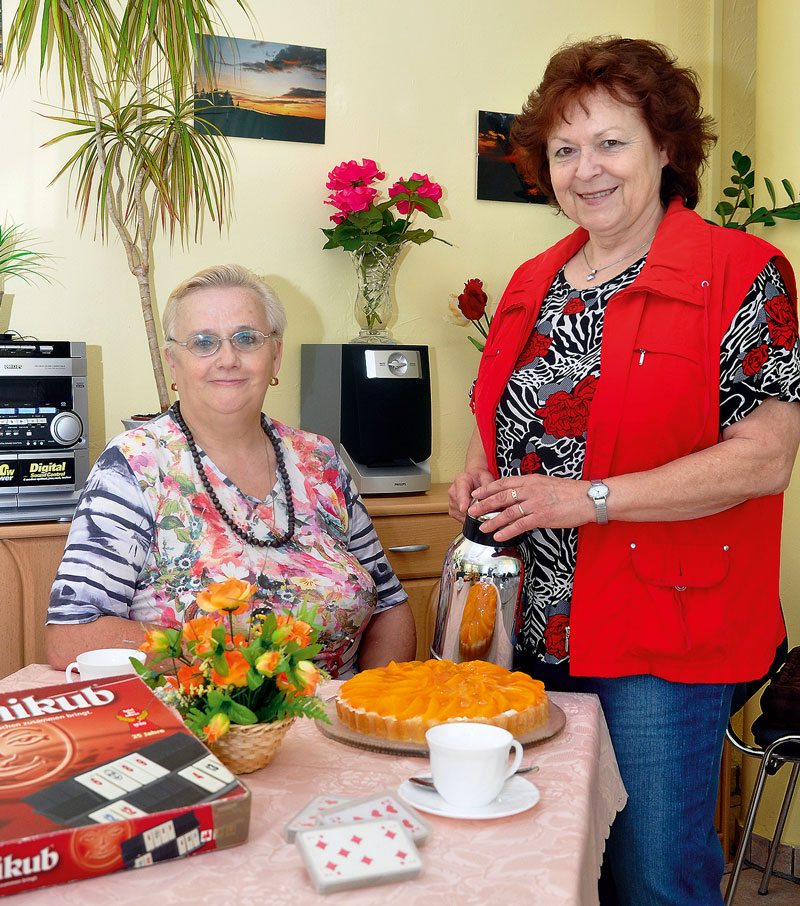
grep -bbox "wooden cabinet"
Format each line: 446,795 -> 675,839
0,522 -> 69,677
0,487 -> 460,675
364,484 -> 458,660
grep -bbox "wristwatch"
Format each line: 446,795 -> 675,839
587,479 -> 609,525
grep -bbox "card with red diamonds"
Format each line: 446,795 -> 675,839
295,819 -> 423,892
284,794 -> 353,842
315,790 -> 432,844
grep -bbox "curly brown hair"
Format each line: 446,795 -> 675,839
510,36 -> 717,210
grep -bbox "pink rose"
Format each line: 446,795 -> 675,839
389,173 -> 443,213
326,158 -> 385,190
325,185 -> 378,216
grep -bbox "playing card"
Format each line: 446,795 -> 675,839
285,794 -> 353,842
295,819 -> 423,893
316,790 -> 432,845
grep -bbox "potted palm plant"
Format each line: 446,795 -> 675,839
3,0 -> 253,412
0,222 -> 53,306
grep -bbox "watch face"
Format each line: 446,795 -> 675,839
588,484 -> 608,500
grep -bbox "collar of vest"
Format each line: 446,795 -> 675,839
508,197 -> 710,310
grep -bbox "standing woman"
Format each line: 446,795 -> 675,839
449,38 -> 800,904
49,264 -> 416,676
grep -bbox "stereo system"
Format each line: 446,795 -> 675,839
300,344 -> 431,494
0,339 -> 89,522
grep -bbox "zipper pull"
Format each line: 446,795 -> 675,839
638,349 -> 646,366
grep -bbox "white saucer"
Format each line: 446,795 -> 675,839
397,774 -> 540,820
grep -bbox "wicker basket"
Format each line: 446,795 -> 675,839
209,717 -> 295,774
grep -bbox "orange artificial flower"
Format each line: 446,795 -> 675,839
176,663 -> 205,693
273,614 -> 313,648
277,660 -> 320,696
141,628 -> 173,654
196,578 -> 257,615
203,712 -> 230,743
210,650 -> 250,687
183,616 -> 219,656
225,632 -> 248,649
255,650 -> 280,677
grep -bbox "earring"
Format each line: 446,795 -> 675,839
171,382 -> 178,392
269,376 -> 279,387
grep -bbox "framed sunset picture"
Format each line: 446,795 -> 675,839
477,110 -> 546,204
195,36 -> 326,144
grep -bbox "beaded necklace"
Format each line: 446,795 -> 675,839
170,401 -> 295,548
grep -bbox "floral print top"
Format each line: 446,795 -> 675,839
48,412 -> 407,677
495,258 -> 800,679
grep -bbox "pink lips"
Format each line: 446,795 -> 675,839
578,187 -> 617,202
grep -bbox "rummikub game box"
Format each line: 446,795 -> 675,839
0,674 -> 251,896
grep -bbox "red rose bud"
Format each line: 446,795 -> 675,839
458,279 -> 488,320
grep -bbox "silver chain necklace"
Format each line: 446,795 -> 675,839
582,234 -> 655,282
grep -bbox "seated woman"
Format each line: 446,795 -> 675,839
47,264 -> 417,676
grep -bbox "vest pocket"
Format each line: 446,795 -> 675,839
628,540 -> 731,655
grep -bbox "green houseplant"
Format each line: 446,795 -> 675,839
3,1 -> 252,411
0,222 -> 53,295
710,150 -> 800,231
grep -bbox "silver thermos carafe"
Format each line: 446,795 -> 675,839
431,513 -> 525,668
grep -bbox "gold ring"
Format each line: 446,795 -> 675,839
510,488 -> 518,500
518,502 -> 525,517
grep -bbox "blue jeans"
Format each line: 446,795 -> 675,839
582,675 -> 735,906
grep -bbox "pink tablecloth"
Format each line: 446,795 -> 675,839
0,665 -> 626,906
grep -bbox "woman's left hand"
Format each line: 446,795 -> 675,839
468,474 -> 595,542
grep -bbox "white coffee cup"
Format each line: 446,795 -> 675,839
425,722 -> 524,809
65,648 -> 145,682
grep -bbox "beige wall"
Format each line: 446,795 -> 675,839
0,0 -> 714,475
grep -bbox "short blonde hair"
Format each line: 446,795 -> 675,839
163,264 -> 287,344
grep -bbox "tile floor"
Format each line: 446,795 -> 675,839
720,865 -> 800,904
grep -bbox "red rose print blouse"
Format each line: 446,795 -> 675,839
495,257 -> 800,674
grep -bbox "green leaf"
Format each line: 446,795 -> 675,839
764,177 -> 777,207
227,702 -> 258,725
722,187 -> 739,198
743,171 -> 755,189
715,201 -> 734,217
467,335 -> 486,353
736,154 -> 752,177
783,179 -> 796,202
772,206 -> 800,220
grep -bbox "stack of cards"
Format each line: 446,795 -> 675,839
289,790 -> 432,892
295,820 -> 423,893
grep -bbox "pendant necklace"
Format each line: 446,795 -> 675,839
170,401 -> 295,548
582,234 -> 655,282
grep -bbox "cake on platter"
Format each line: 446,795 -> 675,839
335,659 -> 548,744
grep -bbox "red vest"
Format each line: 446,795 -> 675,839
472,199 -> 796,682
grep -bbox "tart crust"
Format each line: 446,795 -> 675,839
336,659 -> 548,744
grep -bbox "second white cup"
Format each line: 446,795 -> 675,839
65,648 -> 145,682
425,721 -> 523,809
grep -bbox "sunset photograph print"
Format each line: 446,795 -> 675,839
195,36 -> 326,144
477,110 -> 546,203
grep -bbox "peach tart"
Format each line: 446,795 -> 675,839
335,658 -> 548,744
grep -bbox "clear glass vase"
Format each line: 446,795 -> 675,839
349,245 -> 402,344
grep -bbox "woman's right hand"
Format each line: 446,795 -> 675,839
449,426 -> 494,521
448,467 -> 494,521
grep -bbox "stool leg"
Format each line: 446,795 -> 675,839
757,761 -> 800,895
724,759 -> 770,905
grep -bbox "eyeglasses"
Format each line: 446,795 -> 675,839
169,329 -> 276,357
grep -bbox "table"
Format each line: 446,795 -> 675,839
0,666 -> 627,906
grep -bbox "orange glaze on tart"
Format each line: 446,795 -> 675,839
335,659 -> 548,743
458,582 -> 498,660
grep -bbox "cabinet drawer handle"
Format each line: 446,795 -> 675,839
388,544 -> 430,552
